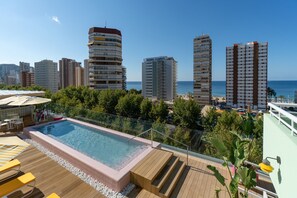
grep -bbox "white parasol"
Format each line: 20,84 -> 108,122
0,95 -> 51,106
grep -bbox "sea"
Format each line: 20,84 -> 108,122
127,81 -> 297,98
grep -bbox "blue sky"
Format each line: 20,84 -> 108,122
0,0 -> 296,81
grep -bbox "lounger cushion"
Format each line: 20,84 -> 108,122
47,193 -> 60,198
0,159 -> 20,173
0,172 -> 35,197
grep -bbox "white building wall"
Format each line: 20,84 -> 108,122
142,56 -> 176,101
34,60 -> 58,93
226,42 -> 268,110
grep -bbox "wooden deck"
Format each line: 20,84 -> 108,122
129,149 -> 230,198
170,152 -> 229,198
1,146 -> 104,198
131,149 -> 173,190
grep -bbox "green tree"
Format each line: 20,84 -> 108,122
115,94 -> 143,118
241,113 -> 254,137
173,126 -> 191,147
203,110 -> 243,157
173,98 -> 201,129
202,107 -> 219,133
151,120 -> 167,142
207,132 -> 257,198
150,100 -> 169,122
140,98 -> 152,120
128,88 -> 141,95
98,89 -> 126,114
163,128 -> 173,146
267,87 -> 276,98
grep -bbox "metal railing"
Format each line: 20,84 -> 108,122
268,103 -> 297,136
128,128 -> 189,165
238,186 -> 278,198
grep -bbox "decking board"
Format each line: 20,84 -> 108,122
5,146 -> 105,198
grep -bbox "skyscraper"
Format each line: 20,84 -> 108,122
142,56 -> 177,101
193,35 -> 212,105
226,42 -> 268,110
75,66 -> 84,87
19,62 -> 34,87
59,58 -> 82,89
84,59 -> 89,86
88,27 -> 126,90
35,60 -> 58,92
21,72 -> 34,87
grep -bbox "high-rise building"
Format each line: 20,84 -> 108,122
75,66 -> 84,87
142,56 -> 177,101
88,27 -> 126,90
193,35 -> 212,105
226,42 -> 268,110
5,75 -> 17,85
21,72 -> 34,87
19,62 -> 30,73
59,58 -> 82,89
35,60 -> 58,92
19,62 -> 34,87
0,64 -> 19,84
84,59 -> 89,86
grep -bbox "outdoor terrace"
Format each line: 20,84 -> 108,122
0,113 -> 275,197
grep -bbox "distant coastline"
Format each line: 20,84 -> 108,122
127,80 -> 297,98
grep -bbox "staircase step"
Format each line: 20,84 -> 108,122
130,149 -> 173,190
159,161 -> 186,198
152,156 -> 179,192
137,189 -> 161,198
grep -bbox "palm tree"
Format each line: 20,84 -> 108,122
267,87 -> 276,98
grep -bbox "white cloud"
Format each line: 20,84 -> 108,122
51,16 -> 60,24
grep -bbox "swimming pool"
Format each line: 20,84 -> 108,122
24,118 -> 159,191
34,120 -> 147,170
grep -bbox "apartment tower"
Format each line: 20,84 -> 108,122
59,58 -> 83,89
193,35 -> 212,105
19,62 -> 34,87
142,56 -> 177,101
84,59 -> 89,86
34,60 -> 58,92
226,42 -> 268,110
88,27 -> 126,90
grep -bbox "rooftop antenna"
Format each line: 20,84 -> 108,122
105,20 -> 107,28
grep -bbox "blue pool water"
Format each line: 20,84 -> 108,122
34,120 -> 148,170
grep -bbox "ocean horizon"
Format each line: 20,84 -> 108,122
127,80 -> 297,98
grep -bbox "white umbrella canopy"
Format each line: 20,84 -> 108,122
0,95 -> 51,106
7,96 -> 51,106
0,95 -> 28,106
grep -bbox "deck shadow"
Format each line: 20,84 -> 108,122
190,166 -> 213,176
170,165 -> 191,198
7,187 -> 44,198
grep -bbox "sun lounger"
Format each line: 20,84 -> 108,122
0,172 -> 36,197
0,138 -> 29,166
0,159 -> 21,174
47,193 -> 60,198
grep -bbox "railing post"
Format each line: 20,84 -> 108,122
150,128 -> 153,148
186,146 -> 189,166
291,120 -> 294,136
278,110 -> 281,124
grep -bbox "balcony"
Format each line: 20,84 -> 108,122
263,103 -> 297,197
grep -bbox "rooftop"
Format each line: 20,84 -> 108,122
0,114 -> 275,197
0,90 -> 45,99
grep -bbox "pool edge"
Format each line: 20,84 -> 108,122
24,118 -> 160,192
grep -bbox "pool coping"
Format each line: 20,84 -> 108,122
23,117 -> 160,191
